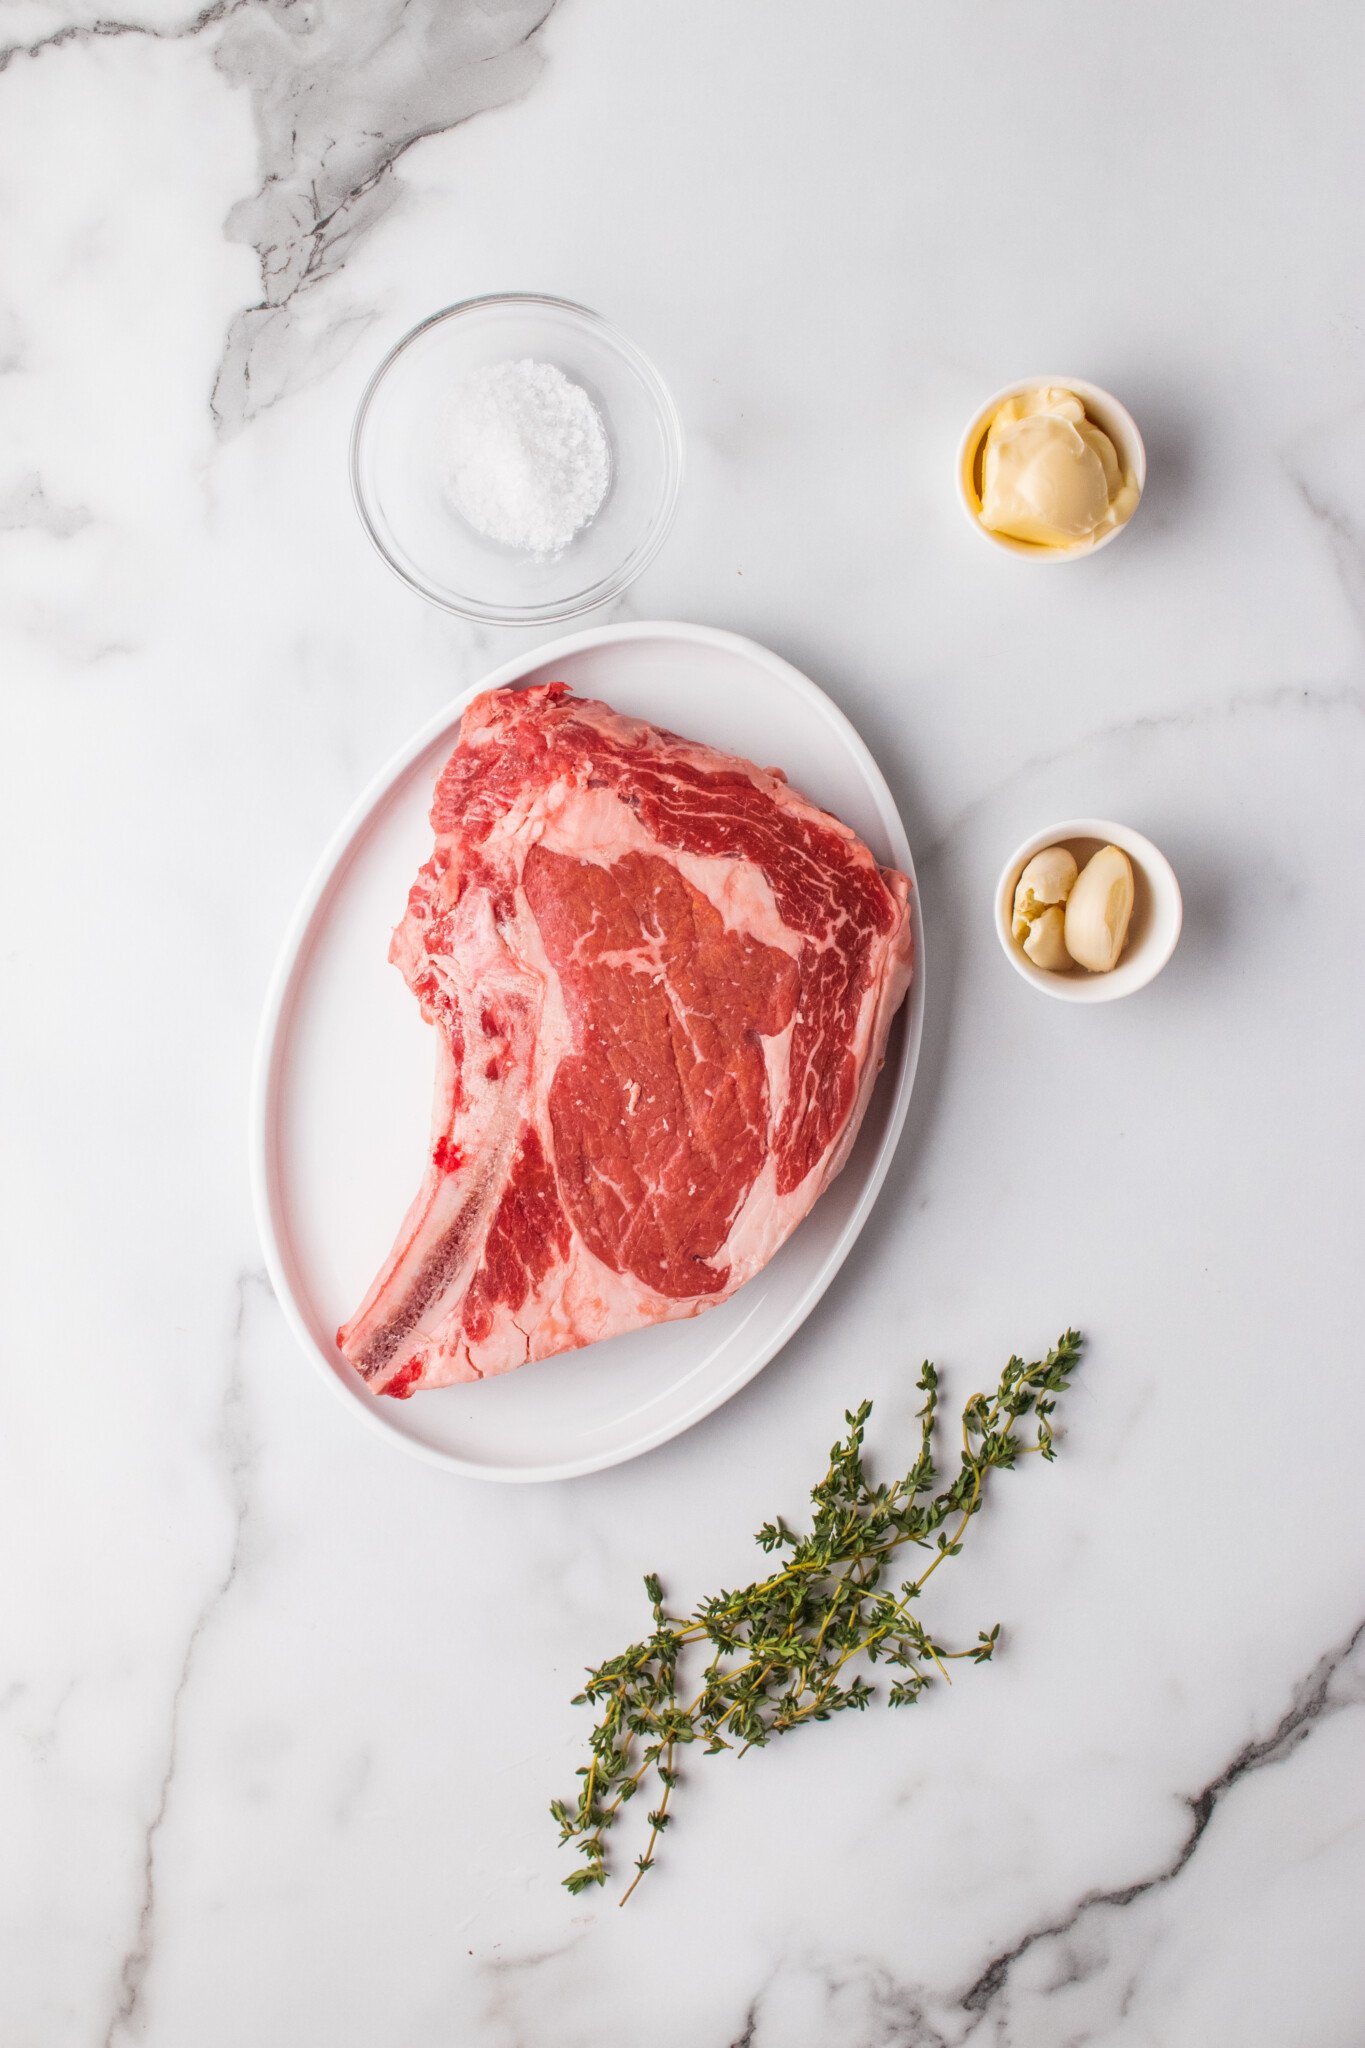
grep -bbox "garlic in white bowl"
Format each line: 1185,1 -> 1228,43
995,820 -> 1182,1004
1064,845 -> 1135,972
1011,846 -> 1078,969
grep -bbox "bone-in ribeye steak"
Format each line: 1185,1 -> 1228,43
337,683 -> 914,1396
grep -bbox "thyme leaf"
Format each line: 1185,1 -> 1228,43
554,1329 -> 1084,1901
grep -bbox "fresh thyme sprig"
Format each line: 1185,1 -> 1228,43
553,1329 -> 1084,1901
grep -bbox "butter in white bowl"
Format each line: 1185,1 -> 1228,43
959,378 -> 1145,561
980,388 -> 1139,548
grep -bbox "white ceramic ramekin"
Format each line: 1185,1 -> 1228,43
995,819 -> 1181,1001
957,377 -> 1146,562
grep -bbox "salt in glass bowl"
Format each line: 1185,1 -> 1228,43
351,295 -> 684,626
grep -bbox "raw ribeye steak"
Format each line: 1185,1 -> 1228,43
337,683 -> 914,1396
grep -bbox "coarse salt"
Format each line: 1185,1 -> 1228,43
445,358 -> 610,559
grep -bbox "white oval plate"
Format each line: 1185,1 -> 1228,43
250,622 -> 924,1481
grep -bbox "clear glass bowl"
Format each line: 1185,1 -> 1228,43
350,295 -> 684,625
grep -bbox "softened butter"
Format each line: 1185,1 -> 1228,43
979,388 -> 1139,550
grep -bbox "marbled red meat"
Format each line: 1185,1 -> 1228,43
336,683 -> 914,1393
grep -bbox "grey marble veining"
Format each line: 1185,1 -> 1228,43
0,470 -> 93,535
1,0 -> 557,431
947,1618 -> 1365,2042
210,0 -> 556,428
99,1269 -> 263,2048
726,1607 -> 1365,2046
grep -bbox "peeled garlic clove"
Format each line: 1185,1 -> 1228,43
1064,845 -> 1135,972
1017,845 -> 1078,906
1011,845 -> 1078,943
1021,903 -> 1071,971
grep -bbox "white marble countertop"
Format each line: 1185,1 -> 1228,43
4,3 -> 1364,2042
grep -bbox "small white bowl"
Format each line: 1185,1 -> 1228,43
995,819 -> 1181,1002
957,376 -> 1146,562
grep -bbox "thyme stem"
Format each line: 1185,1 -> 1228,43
552,1330 -> 1084,1897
